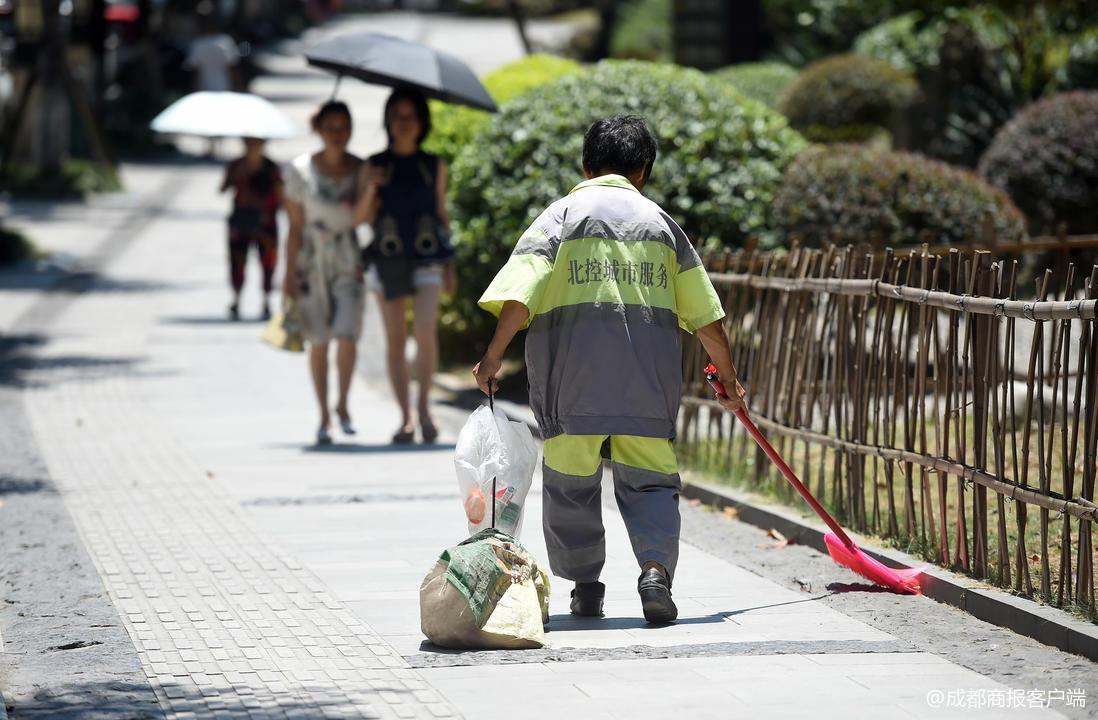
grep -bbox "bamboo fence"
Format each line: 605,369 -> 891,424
678,241 -> 1098,614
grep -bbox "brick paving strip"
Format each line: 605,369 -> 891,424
0,165 -> 455,719
22,354 -> 454,719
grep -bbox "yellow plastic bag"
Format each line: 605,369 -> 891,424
261,298 -> 304,353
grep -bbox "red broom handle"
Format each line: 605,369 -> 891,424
703,364 -> 856,550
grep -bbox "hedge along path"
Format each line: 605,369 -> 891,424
679,243 -> 1098,617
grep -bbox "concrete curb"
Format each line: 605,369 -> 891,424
682,477 -> 1098,663
0,624 -> 7,720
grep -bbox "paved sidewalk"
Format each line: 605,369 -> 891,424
1,11 -> 1092,720
6,160 -> 1074,718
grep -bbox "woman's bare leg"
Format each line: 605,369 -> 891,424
413,283 -> 441,429
335,337 -> 356,423
309,341 -> 330,429
379,294 -> 413,434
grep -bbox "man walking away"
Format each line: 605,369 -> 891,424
473,115 -> 747,624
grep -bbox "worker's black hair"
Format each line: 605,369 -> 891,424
582,115 -> 658,181
311,100 -> 352,132
384,86 -> 432,147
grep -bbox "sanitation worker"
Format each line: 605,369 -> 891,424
472,115 -> 747,624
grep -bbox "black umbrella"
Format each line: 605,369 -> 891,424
305,32 -> 498,113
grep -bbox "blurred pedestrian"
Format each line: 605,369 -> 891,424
282,101 -> 365,446
473,115 -> 747,624
185,6 -> 239,156
185,8 -> 238,93
221,137 -> 282,321
353,87 -> 455,445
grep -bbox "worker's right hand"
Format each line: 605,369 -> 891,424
472,353 -> 502,396
716,375 -> 748,414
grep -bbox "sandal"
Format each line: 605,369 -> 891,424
420,421 -> 439,444
392,426 -> 415,444
337,410 -> 356,436
316,426 -> 333,446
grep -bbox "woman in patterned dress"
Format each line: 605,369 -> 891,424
281,101 -> 366,446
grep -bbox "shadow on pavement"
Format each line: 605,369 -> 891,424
294,442 -> 458,454
0,476 -> 54,495
3,678 -> 430,718
719,593 -> 836,617
161,315 -> 267,326
546,612 -> 729,632
0,267 -> 172,294
0,333 -> 143,388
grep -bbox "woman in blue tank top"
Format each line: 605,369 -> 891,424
354,87 -> 456,444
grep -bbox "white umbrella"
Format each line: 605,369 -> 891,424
150,91 -> 298,140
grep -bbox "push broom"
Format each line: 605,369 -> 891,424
704,364 -> 922,594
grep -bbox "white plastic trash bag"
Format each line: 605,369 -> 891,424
454,404 -> 538,537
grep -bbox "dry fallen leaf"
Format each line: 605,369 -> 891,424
723,506 -> 739,520
687,498 -> 702,507
757,527 -> 794,549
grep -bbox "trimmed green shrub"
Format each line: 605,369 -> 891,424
444,60 -> 805,356
610,0 -> 672,62
712,62 -> 798,109
854,6 -> 1041,167
778,54 -> 918,139
0,224 -> 35,266
1055,28 -> 1098,92
761,0 -> 917,66
800,124 -> 892,146
3,160 -> 121,198
853,11 -> 946,72
423,54 -> 583,164
772,145 -> 1027,247
978,91 -> 1098,235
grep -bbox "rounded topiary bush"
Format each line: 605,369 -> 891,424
854,6 -> 1028,167
778,54 -> 918,140
423,54 -> 582,164
772,145 -> 1027,247
712,62 -> 798,109
978,91 -> 1098,235
761,0 -> 913,66
1055,29 -> 1098,93
853,11 -> 945,73
444,60 -> 805,354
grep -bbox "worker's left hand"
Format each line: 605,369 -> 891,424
716,376 -> 748,414
472,353 -> 502,396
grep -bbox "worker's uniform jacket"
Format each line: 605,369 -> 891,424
479,174 -> 726,441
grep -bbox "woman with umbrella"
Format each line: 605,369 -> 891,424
282,101 -> 366,446
305,32 -> 497,444
354,87 -> 456,444
221,137 -> 282,321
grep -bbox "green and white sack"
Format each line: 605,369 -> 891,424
420,529 -> 551,650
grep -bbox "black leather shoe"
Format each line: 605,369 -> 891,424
638,567 -> 677,623
569,581 -> 606,617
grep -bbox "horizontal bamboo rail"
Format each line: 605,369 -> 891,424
683,396 -> 1098,523
707,275 -> 1098,320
